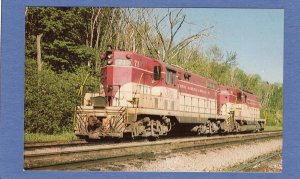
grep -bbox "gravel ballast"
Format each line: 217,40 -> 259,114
102,138 -> 282,172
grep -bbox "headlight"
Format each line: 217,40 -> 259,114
107,59 -> 113,65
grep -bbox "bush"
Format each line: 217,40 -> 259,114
24,58 -> 98,134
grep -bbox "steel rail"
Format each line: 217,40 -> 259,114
24,131 -> 282,170
225,150 -> 282,172
24,130 -> 282,150
24,140 -> 87,150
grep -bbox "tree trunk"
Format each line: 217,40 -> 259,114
95,23 -> 101,49
36,33 -> 43,73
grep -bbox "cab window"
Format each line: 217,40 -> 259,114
166,69 -> 175,85
153,66 -> 161,80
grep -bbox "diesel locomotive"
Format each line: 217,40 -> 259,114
74,48 -> 265,140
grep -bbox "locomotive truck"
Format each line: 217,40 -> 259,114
74,47 -> 265,140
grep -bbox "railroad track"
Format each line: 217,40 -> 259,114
225,150 -> 282,172
24,131 -> 282,170
25,140 -> 87,150
24,130 -> 281,150
25,138 -> 152,151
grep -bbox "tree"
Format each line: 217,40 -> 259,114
26,7 -> 95,72
36,33 -> 43,73
123,8 -> 213,62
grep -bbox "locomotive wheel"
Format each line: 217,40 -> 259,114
255,123 -> 260,133
197,128 -> 202,136
196,124 -> 206,136
235,122 -> 240,133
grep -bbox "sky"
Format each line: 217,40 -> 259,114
174,8 -> 284,84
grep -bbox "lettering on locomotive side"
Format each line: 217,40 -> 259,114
179,84 -> 187,89
179,84 -> 208,94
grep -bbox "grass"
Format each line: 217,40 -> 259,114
264,125 -> 282,131
25,132 -> 78,143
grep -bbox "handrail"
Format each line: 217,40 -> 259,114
73,73 -> 89,129
77,74 -> 89,97
133,73 -> 144,106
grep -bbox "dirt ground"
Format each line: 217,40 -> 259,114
84,138 -> 282,172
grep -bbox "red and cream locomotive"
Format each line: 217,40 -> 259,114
74,47 -> 265,140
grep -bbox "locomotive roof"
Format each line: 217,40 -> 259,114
112,50 -> 218,85
219,85 -> 260,100
111,50 -> 260,97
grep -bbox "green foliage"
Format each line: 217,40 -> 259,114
26,7 -> 94,72
25,58 -> 98,134
264,125 -> 282,132
261,84 -> 283,126
25,132 -> 77,142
